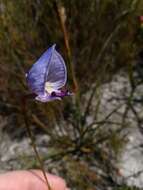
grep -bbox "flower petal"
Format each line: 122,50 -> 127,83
26,44 -> 67,96
26,45 -> 55,95
35,94 -> 61,102
45,46 -> 67,93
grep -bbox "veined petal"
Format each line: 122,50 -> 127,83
26,45 -> 55,95
45,47 -> 67,93
26,44 -> 67,97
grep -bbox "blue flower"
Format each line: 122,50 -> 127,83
26,44 -> 72,102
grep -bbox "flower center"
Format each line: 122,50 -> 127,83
45,82 -> 55,94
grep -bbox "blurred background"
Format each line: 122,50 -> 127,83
0,0 -> 143,189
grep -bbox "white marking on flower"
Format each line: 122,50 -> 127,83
45,82 -> 55,94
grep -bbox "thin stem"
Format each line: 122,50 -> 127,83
54,0 -> 78,92
81,103 -> 124,139
54,0 -> 83,134
21,96 -> 52,190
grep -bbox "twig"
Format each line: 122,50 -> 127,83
54,0 -> 82,135
31,114 -> 51,135
83,85 -> 98,124
95,24 -> 121,69
54,0 -> 78,91
82,103 -> 124,138
21,96 -> 52,190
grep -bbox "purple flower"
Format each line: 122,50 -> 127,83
26,44 -> 72,102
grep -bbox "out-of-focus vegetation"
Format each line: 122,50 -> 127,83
0,0 -> 143,189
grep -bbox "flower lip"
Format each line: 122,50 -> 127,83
50,90 -> 73,99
